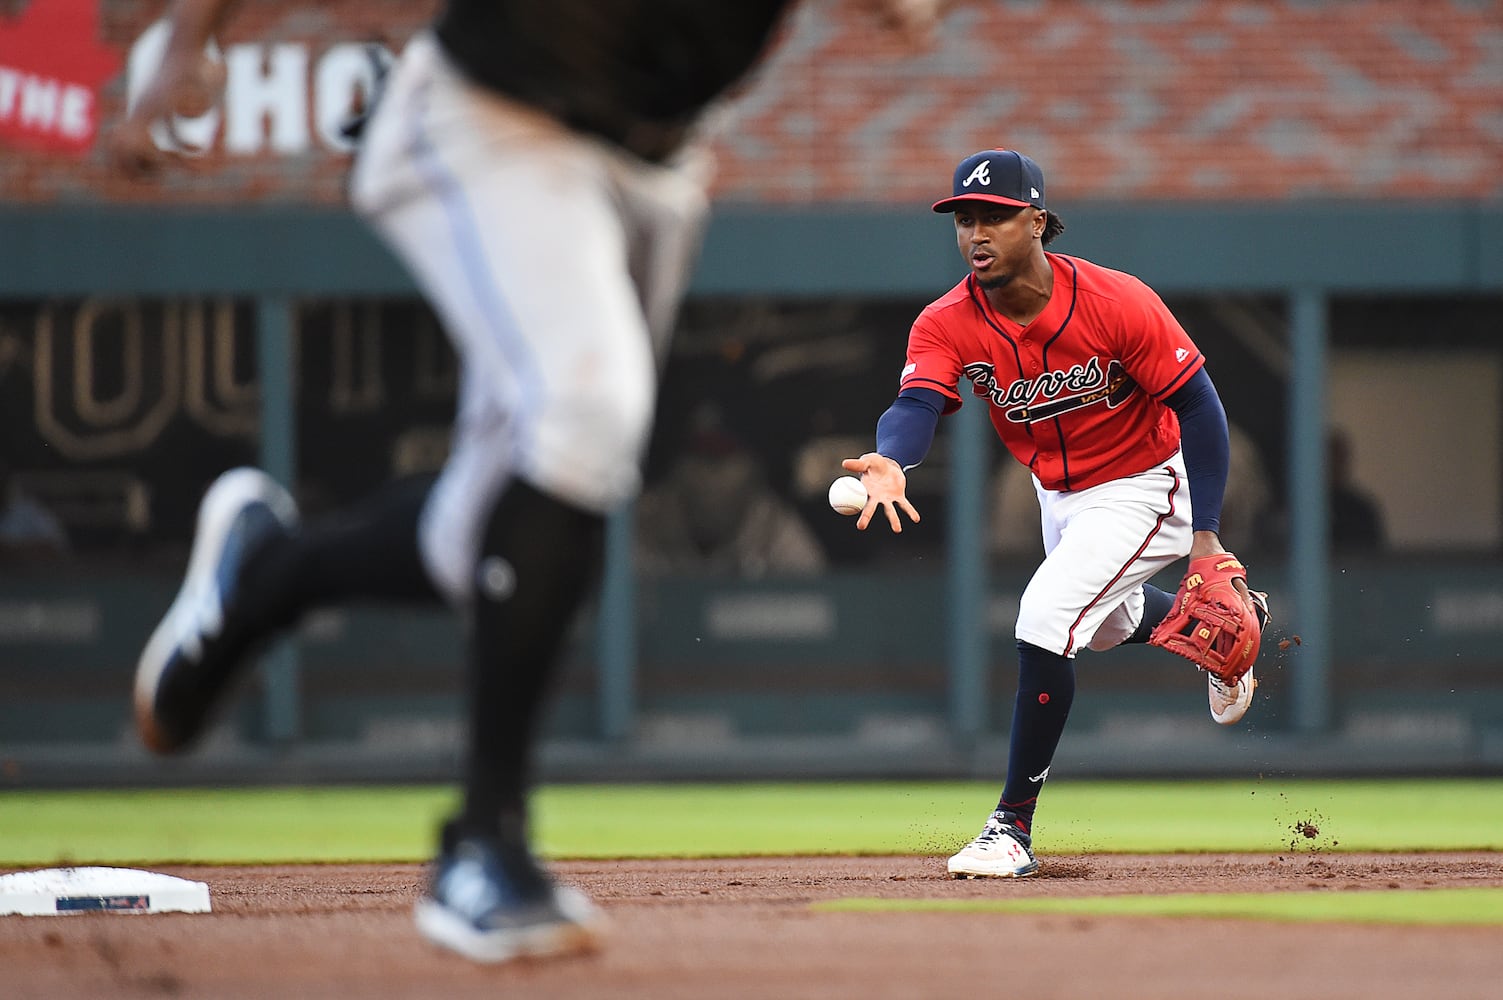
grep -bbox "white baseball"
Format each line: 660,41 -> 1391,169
828,476 -> 868,516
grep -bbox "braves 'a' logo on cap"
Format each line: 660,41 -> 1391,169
962,160 -> 991,188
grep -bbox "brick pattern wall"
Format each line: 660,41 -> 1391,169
724,0 -> 1503,204
3,0 -> 1499,205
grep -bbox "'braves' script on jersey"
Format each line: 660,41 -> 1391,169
900,253 -> 1204,491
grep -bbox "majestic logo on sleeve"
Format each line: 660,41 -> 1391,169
963,357 -> 1137,424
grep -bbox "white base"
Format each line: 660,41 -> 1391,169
0,867 -> 211,916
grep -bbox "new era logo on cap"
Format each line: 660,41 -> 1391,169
932,149 -> 1046,214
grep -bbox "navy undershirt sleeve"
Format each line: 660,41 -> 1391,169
1164,367 -> 1230,534
874,387 -> 945,469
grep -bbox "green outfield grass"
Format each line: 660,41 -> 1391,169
1,778 -> 1500,867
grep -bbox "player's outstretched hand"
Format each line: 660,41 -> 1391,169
841,453 -> 920,533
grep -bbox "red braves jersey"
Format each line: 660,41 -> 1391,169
900,252 -> 1203,491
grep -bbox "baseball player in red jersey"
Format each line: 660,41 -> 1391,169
843,149 -> 1268,878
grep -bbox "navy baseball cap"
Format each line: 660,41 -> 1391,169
931,149 -> 1046,213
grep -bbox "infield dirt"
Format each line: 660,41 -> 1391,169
4,853 -> 1502,999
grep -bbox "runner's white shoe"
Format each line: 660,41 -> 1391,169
947,810 -> 1039,878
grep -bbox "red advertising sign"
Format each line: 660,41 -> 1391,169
0,0 -> 121,155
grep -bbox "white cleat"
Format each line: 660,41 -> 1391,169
946,811 -> 1039,878
1208,670 -> 1255,725
1207,590 -> 1269,726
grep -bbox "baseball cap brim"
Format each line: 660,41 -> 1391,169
931,193 -> 1034,213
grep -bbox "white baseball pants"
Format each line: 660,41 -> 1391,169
1014,453 -> 1194,657
348,33 -> 711,603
